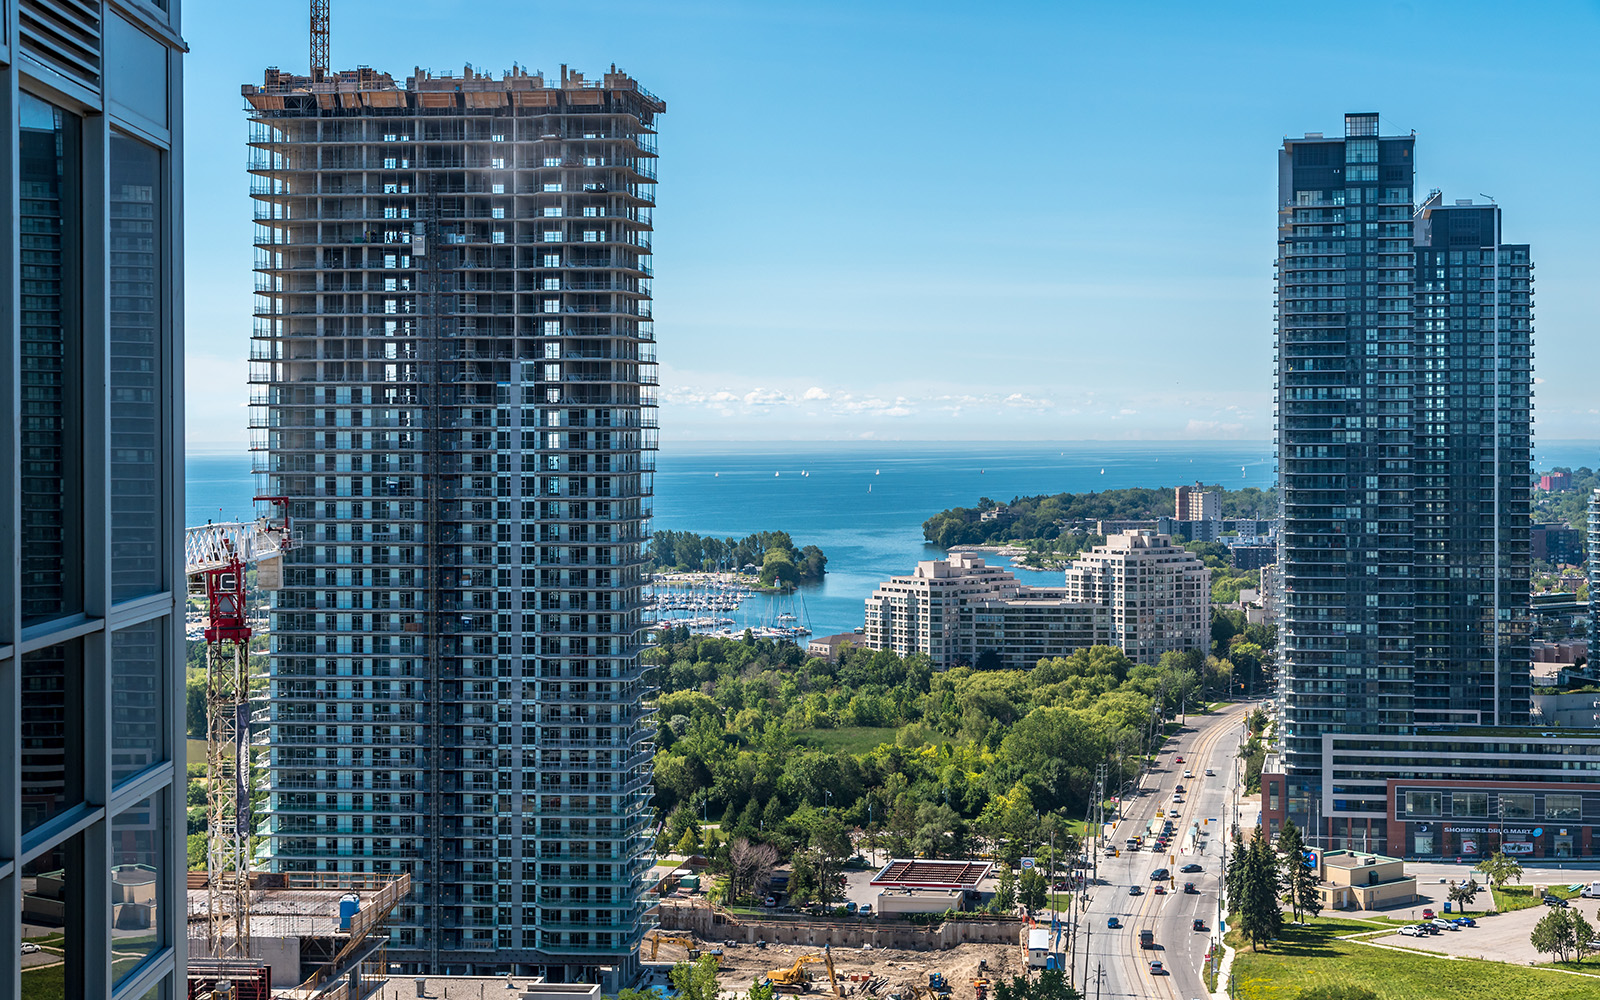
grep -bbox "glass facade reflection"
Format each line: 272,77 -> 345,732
3,3 -> 186,998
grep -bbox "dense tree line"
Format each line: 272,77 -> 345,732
646,632 -> 1229,904
649,529 -> 826,588
921,485 -> 1276,549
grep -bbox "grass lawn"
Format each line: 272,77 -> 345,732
21,963 -> 65,1000
796,726 -> 899,755
1226,915 -> 1600,1000
1493,883 -> 1579,912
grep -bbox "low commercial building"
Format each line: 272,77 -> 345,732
870,859 -> 992,914
1315,851 -> 1417,910
807,632 -> 863,662
877,887 -> 967,915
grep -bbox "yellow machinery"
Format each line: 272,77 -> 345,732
768,954 -> 823,991
823,943 -> 840,997
649,933 -> 702,962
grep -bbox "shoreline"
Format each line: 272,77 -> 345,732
946,543 -> 1068,574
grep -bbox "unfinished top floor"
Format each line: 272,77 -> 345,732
244,63 -> 665,121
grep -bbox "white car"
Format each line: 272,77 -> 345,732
1183,770 -> 1194,779
20,943 -> 40,954
1398,925 -> 1424,937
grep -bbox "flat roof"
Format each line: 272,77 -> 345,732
1323,851 -> 1404,868
871,859 -> 992,889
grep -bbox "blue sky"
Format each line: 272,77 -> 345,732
184,0 -> 1600,451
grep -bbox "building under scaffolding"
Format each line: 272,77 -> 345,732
186,872 -> 410,994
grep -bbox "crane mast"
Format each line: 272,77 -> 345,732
186,500 -> 294,958
310,0 -> 331,80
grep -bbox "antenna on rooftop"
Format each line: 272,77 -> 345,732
310,0 -> 331,80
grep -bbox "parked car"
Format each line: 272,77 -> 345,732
1421,908 -> 1435,920
763,896 -> 776,907
1451,916 -> 1476,927
1543,895 -> 1570,908
1399,925 -> 1424,937
1180,863 -> 1204,873
20,943 -> 40,954
860,904 -> 873,916
1431,919 -> 1457,932
845,902 -> 858,914
1151,868 -> 1170,880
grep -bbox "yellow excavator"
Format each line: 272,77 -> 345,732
768,954 -> 822,994
823,943 -> 841,997
648,933 -> 710,963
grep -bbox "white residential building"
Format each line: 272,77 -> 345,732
1061,531 -> 1211,664
862,553 -> 1023,666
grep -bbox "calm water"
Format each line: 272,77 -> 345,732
185,439 -> 1600,638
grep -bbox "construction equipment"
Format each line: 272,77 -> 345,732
823,943 -> 841,997
185,500 -> 294,959
972,979 -> 991,1000
767,954 -> 823,993
310,0 -> 330,79
648,932 -> 711,963
928,973 -> 952,995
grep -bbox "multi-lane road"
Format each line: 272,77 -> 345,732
1058,702 -> 1249,1000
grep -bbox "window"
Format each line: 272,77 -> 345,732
19,94 -> 84,624
1452,792 -> 1488,818
1499,793 -> 1534,819
111,797 -> 165,983
492,183 -> 506,194
1405,790 -> 1442,816
110,134 -> 165,601
543,207 -> 563,217
112,621 -> 165,785
20,643 -> 83,831
1545,794 -> 1582,821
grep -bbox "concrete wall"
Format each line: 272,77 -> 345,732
657,903 -> 1023,951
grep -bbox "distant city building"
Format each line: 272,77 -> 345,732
1258,563 -> 1280,624
1271,113 -> 1533,842
1230,545 -> 1276,571
1532,523 -> 1583,566
1175,484 -> 1220,523
245,62 -> 664,980
0,4 -> 188,997
1540,471 -> 1572,492
1060,531 -> 1211,665
1590,490 -> 1600,655
862,555 -> 1107,669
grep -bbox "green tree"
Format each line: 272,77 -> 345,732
745,979 -> 777,1000
1447,878 -> 1481,915
1474,850 -> 1524,890
1237,833 -> 1282,949
994,864 -> 1017,913
669,955 -> 721,1000
186,833 -> 207,870
674,826 -> 702,858
1574,910 -> 1597,963
1225,828 -> 1248,914
1275,820 -> 1319,923
992,968 -> 1083,1000
1531,906 -> 1578,963
1018,867 -> 1048,912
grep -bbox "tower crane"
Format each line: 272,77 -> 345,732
185,499 -> 295,958
310,0 -> 331,80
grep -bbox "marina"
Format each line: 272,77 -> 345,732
645,571 -> 813,641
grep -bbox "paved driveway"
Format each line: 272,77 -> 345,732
1371,903 -> 1594,964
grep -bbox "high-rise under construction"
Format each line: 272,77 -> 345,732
245,62 -> 662,983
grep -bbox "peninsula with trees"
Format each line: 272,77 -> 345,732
650,528 -> 827,591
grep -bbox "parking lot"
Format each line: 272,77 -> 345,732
1372,902 -> 1594,964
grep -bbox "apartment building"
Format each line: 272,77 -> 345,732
1271,112 -> 1533,837
246,63 -> 662,981
1,4 -> 189,999
1061,532 -> 1211,665
962,589 -> 1111,671
861,554 -> 1026,666
1174,484 -> 1220,523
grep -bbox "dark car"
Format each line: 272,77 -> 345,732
1150,868 -> 1170,880
1452,916 -> 1477,927
1183,882 -> 1197,894
1544,895 -> 1570,908
1180,863 -> 1204,873
1108,917 -> 1122,929
1193,918 -> 1206,932
1175,784 -> 1186,793
1129,885 -> 1144,896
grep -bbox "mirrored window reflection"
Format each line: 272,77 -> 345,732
22,835 -> 81,998
113,621 -> 166,784
110,134 -> 164,602
112,797 -> 163,983
20,642 -> 82,831
19,93 -> 84,625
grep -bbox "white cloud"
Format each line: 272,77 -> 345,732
802,386 -> 831,400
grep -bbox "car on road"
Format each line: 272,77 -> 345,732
1175,756 -> 1185,763
1148,961 -> 1165,975
1172,795 -> 1184,804
1151,868 -> 1170,879
1129,885 -> 1144,896
1193,918 -> 1206,931
1183,882 -> 1197,894
1154,885 -> 1168,895
1183,769 -> 1194,778
1205,768 -> 1216,776
1108,917 -> 1122,929
1175,784 -> 1185,792
1180,863 -> 1203,873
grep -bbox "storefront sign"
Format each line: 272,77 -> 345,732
1503,842 -> 1534,855
1460,839 -> 1478,855
1444,826 -> 1540,836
